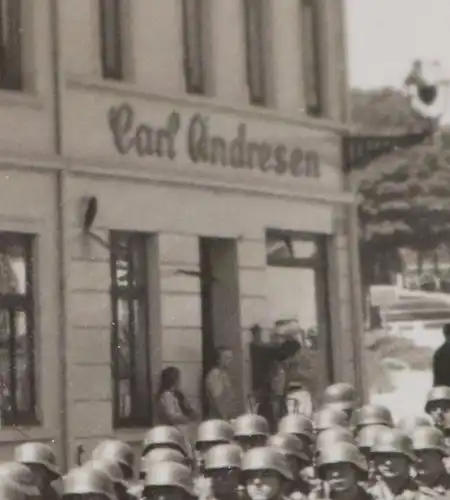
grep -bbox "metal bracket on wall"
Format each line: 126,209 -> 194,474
342,129 -> 431,172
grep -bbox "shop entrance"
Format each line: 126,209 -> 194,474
199,238 -> 241,417
265,229 -> 333,410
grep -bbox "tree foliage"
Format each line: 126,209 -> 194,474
350,87 -> 450,284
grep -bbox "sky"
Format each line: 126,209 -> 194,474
346,0 -> 450,123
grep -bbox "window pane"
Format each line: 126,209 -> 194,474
116,297 -> 133,419
0,0 -> 22,90
99,0 -> 122,80
302,0 -> 321,114
0,311 -> 11,417
0,241 -> 28,295
244,0 -> 265,103
110,231 -> 151,427
183,0 -> 204,93
13,310 -> 33,413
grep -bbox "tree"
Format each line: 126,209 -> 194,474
350,87 -> 450,287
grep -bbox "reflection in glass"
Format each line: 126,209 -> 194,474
0,244 -> 27,295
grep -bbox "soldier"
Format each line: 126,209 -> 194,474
142,426 -> 190,459
315,442 -> 371,500
84,459 -> 130,500
92,439 -> 135,481
63,466 -> 116,500
322,383 -> 358,422
314,407 -> 349,435
233,414 -> 270,451
241,446 -> 293,500
267,433 -> 311,499
203,443 -> 243,500
397,416 -> 433,436
195,420 -> 235,472
142,462 -> 194,500
14,442 -> 61,500
356,425 -> 390,489
353,405 -> 393,437
278,415 -> 315,459
316,427 -> 356,451
0,462 -> 43,498
424,387 -> 450,430
370,428 -> 420,500
411,426 -> 450,494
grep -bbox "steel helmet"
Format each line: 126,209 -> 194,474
233,414 -> 270,438
242,446 -> 293,480
141,448 -> 187,471
317,442 -> 367,477
63,466 -> 116,500
14,442 -> 60,478
371,428 -> 416,462
323,383 -> 357,412
196,419 -> 235,445
314,407 -> 348,432
204,444 -> 242,471
411,426 -> 448,455
0,462 -> 41,497
425,386 -> 450,412
83,459 -> 128,486
143,426 -> 189,457
354,405 -> 393,428
267,433 -> 310,462
144,462 -> 194,496
357,425 -> 390,451
277,414 -> 314,441
316,427 -> 356,451
397,415 -> 433,434
92,439 -> 135,474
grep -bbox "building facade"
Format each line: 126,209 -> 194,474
0,0 -> 361,470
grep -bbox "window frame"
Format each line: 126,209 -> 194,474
99,0 -> 123,81
182,0 -> 205,95
0,0 -> 22,91
0,232 -> 38,426
301,0 -> 322,116
110,231 -> 152,428
243,0 -> 266,106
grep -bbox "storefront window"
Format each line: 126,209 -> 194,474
110,232 -> 151,427
0,233 -> 37,426
266,230 -> 332,408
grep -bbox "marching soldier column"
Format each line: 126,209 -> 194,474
2,382 -> 450,500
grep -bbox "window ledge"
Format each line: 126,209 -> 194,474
0,89 -> 44,110
0,427 -> 55,444
66,74 -> 350,135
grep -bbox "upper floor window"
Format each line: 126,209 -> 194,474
99,0 -> 123,80
0,233 -> 37,426
0,0 -> 22,91
302,0 -> 322,116
243,0 -> 266,105
110,232 -> 152,428
182,0 -> 205,94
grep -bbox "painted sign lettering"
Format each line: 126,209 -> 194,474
108,103 -> 321,178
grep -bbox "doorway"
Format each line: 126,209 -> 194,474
265,229 -> 333,407
199,237 -> 241,417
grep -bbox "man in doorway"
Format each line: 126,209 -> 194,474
205,347 -> 238,420
433,323 -> 450,386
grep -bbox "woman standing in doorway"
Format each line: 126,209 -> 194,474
155,366 -> 199,454
205,347 -> 238,420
